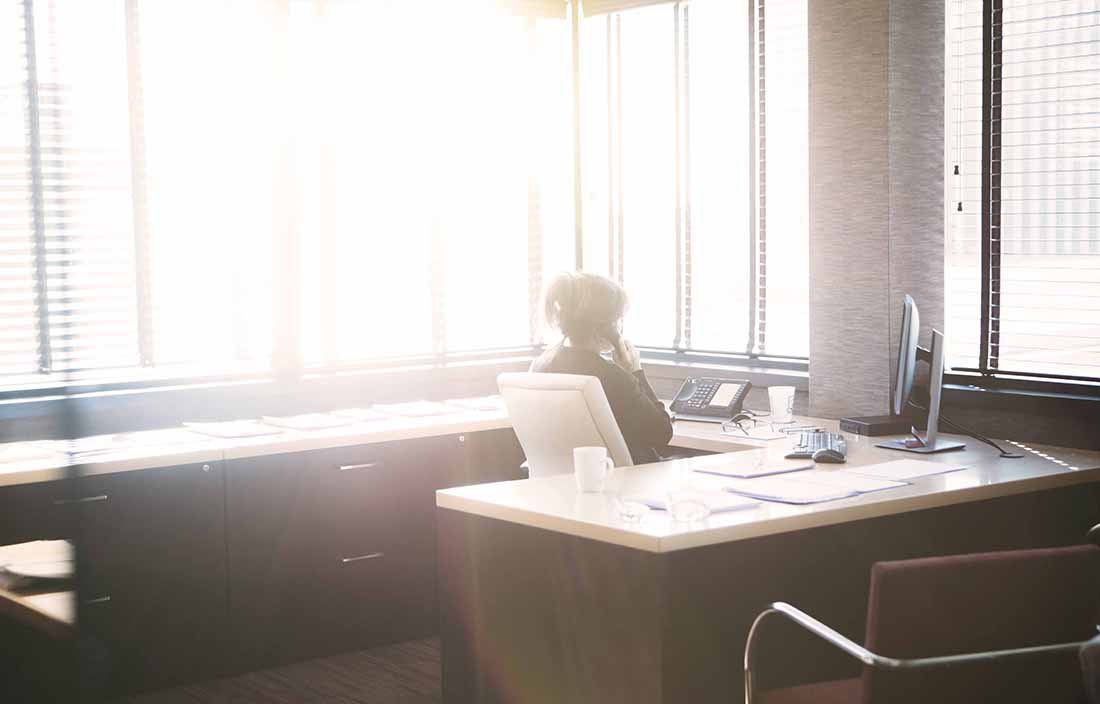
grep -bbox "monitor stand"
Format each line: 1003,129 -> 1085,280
876,329 -> 965,454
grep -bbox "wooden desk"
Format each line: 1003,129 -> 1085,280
436,421 -> 1100,703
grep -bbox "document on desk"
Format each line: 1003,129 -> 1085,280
692,452 -> 813,479
846,459 -> 968,481
636,489 -> 760,514
725,471 -> 907,505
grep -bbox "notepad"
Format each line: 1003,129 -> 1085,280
692,451 -> 813,479
260,414 -> 356,431
373,401 -> 465,417
846,459 -> 968,481
183,421 -> 284,438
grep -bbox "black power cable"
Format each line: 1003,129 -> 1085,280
907,400 -> 1024,459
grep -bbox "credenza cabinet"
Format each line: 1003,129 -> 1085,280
76,460 -> 229,693
0,428 -> 524,695
225,436 -> 455,669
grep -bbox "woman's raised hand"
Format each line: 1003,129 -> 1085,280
613,336 -> 643,373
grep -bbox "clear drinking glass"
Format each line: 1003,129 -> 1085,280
665,489 -> 712,523
768,385 -> 796,424
604,468 -> 650,523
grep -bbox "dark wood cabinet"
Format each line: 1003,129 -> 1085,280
75,461 -> 228,693
0,426 -> 528,692
225,436 -> 458,668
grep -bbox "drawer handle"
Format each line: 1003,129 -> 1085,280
54,494 -> 109,505
338,462 -> 381,472
85,596 -> 111,605
341,552 -> 384,564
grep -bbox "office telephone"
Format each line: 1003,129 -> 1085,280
670,377 -> 752,421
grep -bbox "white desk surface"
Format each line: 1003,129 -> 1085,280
436,417 -> 1100,553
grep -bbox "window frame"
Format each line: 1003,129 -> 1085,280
948,0 -> 1100,387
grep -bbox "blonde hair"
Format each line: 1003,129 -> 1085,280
542,272 -> 627,345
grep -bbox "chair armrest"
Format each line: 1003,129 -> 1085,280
744,602 -> 1089,704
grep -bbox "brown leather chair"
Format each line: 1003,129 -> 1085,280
745,544 -> 1100,704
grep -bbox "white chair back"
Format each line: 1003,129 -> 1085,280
497,372 -> 633,478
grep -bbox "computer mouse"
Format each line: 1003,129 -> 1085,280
812,448 -> 846,464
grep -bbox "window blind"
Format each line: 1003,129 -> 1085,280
579,0 -> 807,356
20,0 -> 141,377
948,0 -> 1100,381
0,1 -> 41,376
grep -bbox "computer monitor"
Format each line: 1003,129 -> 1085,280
877,295 -> 965,454
892,294 -> 920,416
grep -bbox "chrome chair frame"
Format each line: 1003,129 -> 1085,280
743,601 -> 1096,704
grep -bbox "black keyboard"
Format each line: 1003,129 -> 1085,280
785,431 -> 848,462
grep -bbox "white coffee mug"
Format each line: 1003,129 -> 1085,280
573,446 -> 613,493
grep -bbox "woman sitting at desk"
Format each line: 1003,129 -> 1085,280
531,272 -> 673,464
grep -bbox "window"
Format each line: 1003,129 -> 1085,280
947,0 -> 1100,382
1,0 -> 809,394
294,0 -> 574,365
3,0 -> 276,386
578,0 -> 808,357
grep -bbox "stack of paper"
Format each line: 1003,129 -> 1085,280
373,401 -> 464,417
846,459 -> 968,481
725,470 -> 907,505
183,420 -> 284,439
260,414 -> 356,431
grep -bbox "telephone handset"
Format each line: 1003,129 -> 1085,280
670,377 -> 752,421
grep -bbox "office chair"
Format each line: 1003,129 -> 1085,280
497,372 -> 633,478
745,543 -> 1100,704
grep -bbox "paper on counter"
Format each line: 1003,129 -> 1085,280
373,401 -> 465,417
330,407 -> 393,422
725,475 -> 857,504
445,396 -> 506,412
260,414 -> 356,431
793,470 -> 908,494
692,451 -> 813,479
0,441 -> 64,463
635,489 -> 760,514
183,420 -> 284,438
846,459 -> 968,481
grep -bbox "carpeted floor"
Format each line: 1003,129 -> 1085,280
123,638 -> 441,704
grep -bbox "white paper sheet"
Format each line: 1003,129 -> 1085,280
725,475 -> 857,504
692,452 -> 813,479
260,414 -> 356,431
635,488 -> 760,513
445,396 -> 506,412
183,421 -> 284,438
845,459 -> 968,481
793,470 -> 908,494
330,407 -> 394,422
372,401 -> 465,417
